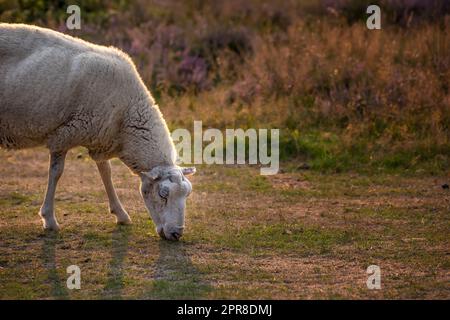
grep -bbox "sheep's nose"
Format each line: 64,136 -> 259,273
171,232 -> 181,241
162,226 -> 184,241
158,228 -> 166,239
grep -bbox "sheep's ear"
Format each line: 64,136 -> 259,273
182,167 -> 196,176
142,167 -> 163,181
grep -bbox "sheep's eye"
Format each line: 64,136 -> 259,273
141,185 -> 151,196
159,186 -> 169,199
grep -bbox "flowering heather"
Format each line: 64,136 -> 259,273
1,0 -> 448,171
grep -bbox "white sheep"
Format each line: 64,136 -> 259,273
0,23 -> 195,241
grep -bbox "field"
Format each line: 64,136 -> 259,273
0,148 -> 448,299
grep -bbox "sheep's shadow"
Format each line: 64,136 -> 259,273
143,239 -> 211,299
41,232 -> 69,299
101,225 -> 131,299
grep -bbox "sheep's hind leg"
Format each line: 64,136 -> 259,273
40,151 -> 67,231
96,160 -> 132,225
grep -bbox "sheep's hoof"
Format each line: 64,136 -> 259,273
42,219 -> 60,232
39,210 -> 60,231
111,208 -> 132,225
115,215 -> 132,225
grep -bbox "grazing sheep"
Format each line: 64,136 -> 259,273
0,23 -> 195,241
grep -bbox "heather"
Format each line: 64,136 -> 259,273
1,0 -> 448,173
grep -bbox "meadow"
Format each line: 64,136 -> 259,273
0,148 -> 448,299
0,0 -> 449,299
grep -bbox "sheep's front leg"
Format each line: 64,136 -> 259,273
96,160 -> 132,225
40,151 -> 67,231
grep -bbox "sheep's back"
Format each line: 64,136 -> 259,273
0,24 -> 135,150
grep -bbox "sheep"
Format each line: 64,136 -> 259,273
0,23 -> 195,241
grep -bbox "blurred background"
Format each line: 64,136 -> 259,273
1,0 -> 449,174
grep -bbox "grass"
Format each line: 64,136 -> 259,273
1,148 -> 448,299
0,192 -> 34,206
216,223 -> 358,256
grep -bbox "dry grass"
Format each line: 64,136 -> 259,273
0,148 -> 448,299
1,1 -> 448,171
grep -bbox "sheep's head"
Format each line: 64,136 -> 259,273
139,166 -> 195,241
